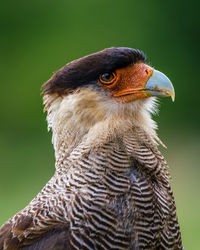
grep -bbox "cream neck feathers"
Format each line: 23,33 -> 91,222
43,88 -> 164,167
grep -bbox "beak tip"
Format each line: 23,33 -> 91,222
171,93 -> 175,102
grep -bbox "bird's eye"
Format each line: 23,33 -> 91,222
99,72 -> 116,85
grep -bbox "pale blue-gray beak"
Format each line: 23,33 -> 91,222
145,70 -> 175,101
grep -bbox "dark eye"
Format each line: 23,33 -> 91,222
99,72 -> 116,85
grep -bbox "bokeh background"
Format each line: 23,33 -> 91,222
0,0 -> 199,248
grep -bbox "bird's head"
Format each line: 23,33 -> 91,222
42,47 -> 174,150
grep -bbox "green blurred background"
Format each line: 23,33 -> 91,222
0,0 -> 199,248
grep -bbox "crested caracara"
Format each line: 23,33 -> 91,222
0,47 -> 183,249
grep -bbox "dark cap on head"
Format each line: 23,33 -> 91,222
42,47 -> 146,95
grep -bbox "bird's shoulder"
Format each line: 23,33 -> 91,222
0,213 -> 69,250
0,214 -> 33,250
22,225 -> 70,250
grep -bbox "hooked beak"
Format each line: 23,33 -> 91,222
145,69 -> 175,101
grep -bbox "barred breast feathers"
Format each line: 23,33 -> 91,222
39,89 -> 183,249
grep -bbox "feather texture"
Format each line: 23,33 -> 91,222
0,49 -> 183,248
0,105 -> 182,249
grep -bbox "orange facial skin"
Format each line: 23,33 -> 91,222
98,63 -> 154,103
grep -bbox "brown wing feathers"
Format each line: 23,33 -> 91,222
0,215 -> 70,250
22,225 -> 70,250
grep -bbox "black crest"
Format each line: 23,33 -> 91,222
42,47 -> 146,95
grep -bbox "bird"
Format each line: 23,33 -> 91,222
0,47 -> 183,250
